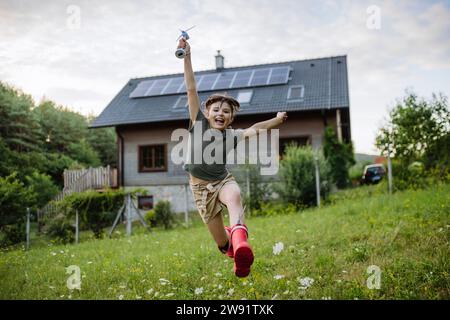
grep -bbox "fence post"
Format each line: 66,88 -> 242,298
26,207 -> 31,250
246,168 -> 251,199
387,152 -> 393,195
75,210 -> 79,244
184,184 -> 189,227
314,155 -> 321,208
126,194 -> 132,236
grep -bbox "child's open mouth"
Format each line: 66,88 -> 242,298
214,117 -> 225,126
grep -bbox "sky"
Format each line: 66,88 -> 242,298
1,0 -> 450,154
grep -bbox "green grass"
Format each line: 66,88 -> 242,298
0,183 -> 449,300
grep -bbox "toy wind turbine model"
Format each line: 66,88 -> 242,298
175,25 -> 196,58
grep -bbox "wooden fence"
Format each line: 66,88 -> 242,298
38,166 -> 118,219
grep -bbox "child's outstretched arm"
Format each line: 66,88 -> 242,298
243,112 -> 288,138
179,38 -> 201,122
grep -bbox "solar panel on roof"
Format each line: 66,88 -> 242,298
197,74 -> 219,91
129,80 -> 154,98
162,77 -> 184,95
213,72 -> 235,90
231,70 -> 253,88
268,66 -> 290,85
250,68 -> 270,86
129,65 -> 291,98
147,78 -> 171,96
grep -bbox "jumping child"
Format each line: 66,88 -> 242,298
179,38 -> 287,277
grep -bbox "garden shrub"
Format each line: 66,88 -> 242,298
275,145 -> 331,206
47,215 -> 75,244
54,189 -> 144,238
153,200 -> 175,230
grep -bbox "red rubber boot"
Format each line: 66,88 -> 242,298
225,226 -> 234,258
231,224 -> 254,277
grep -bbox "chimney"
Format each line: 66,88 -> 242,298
215,50 -> 224,70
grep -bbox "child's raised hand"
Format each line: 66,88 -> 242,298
178,38 -> 191,56
276,112 -> 288,122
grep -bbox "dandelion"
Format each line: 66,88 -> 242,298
273,242 -> 284,255
274,275 -> 285,280
195,287 -> 204,295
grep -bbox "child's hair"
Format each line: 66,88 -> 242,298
204,93 -> 240,117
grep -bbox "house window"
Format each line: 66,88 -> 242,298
138,195 -> 154,210
237,90 -> 253,104
287,85 -> 304,100
139,144 -> 167,172
279,137 -> 310,156
173,96 -> 188,109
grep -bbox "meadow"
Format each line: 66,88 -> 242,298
0,183 -> 449,300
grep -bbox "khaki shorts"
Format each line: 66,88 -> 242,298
189,173 -> 238,224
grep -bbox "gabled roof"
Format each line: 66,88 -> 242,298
90,55 -> 349,128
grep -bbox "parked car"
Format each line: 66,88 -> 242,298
361,164 -> 386,185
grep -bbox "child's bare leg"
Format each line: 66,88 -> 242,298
206,213 -> 228,248
219,182 -> 244,225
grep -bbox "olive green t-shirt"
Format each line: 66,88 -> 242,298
183,110 -> 244,181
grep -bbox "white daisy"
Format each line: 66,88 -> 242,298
195,287 -> 204,295
273,242 -> 284,255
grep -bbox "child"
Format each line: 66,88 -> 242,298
179,38 -> 287,277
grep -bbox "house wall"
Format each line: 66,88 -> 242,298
117,109 -> 339,213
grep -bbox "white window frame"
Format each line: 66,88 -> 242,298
287,85 -> 304,100
237,90 -> 253,104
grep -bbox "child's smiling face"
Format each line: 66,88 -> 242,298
206,101 -> 234,130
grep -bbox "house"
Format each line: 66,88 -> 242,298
90,52 -> 351,213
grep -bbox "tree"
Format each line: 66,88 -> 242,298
323,126 -> 355,188
376,91 -> 450,163
0,82 -> 42,152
